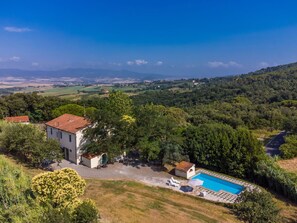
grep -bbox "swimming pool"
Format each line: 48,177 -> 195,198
192,173 -> 244,195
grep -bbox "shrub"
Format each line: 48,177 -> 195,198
72,199 -> 99,223
31,168 -> 86,208
280,135 -> 297,159
233,190 -> 280,223
0,155 -> 44,222
253,159 -> 297,202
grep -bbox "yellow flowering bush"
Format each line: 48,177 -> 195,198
31,168 -> 86,208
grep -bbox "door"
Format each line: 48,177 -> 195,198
63,147 -> 69,160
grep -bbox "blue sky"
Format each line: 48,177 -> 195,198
1,0 -> 297,77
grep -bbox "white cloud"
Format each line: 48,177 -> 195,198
127,59 -> 148,66
4,26 -> 32,33
135,59 -> 148,65
156,61 -> 163,66
208,61 -> 241,68
127,61 -> 134,65
259,62 -> 269,68
32,62 -> 39,66
9,56 -> 21,62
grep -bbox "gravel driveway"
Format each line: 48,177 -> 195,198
51,159 -> 181,188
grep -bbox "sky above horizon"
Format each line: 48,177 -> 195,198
1,0 -> 297,77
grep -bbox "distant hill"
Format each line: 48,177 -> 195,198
0,68 -> 165,82
247,62 -> 297,76
132,61 -> 297,106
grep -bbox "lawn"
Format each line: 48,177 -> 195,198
83,179 -> 239,223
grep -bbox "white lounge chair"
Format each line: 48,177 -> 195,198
167,179 -> 179,187
171,177 -> 181,184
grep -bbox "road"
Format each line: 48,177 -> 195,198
265,131 -> 286,156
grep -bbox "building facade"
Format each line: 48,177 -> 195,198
45,114 -> 90,164
175,161 -> 196,179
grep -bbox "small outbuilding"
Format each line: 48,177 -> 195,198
175,161 -> 195,179
81,153 -> 108,168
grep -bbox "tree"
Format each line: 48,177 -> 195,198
233,190 -> 280,223
0,122 -> 62,167
107,91 -> 133,116
52,103 -> 98,118
31,168 -> 86,209
133,104 -> 188,161
183,124 -> 264,178
161,142 -> 188,165
0,93 -> 70,122
83,92 -> 135,159
52,104 -> 85,117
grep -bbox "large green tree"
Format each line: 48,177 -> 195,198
83,91 -> 135,159
183,124 -> 264,178
134,104 -> 188,161
52,103 -> 97,118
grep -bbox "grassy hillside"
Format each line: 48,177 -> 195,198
2,155 -> 297,223
83,180 -> 239,223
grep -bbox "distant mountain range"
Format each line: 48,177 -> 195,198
0,68 -> 166,83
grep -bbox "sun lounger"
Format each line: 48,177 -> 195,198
167,179 -> 179,187
171,177 -> 181,184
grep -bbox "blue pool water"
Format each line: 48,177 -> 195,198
192,173 -> 244,195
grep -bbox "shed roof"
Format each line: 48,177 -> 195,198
81,153 -> 101,160
175,161 -> 195,172
4,115 -> 30,123
45,114 -> 91,134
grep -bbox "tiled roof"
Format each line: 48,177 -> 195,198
45,114 -> 91,134
4,115 -> 30,123
175,161 -> 195,172
82,153 -> 100,160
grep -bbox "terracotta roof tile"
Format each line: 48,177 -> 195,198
82,153 -> 100,160
175,161 -> 195,172
4,115 -> 30,123
45,114 -> 91,134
